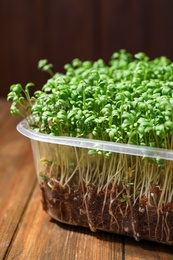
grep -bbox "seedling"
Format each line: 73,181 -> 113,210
7,50 -> 173,245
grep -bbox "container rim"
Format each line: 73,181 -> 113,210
17,119 -> 173,161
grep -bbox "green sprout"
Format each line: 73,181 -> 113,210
7,50 -> 173,214
7,50 -> 173,148
38,59 -> 54,77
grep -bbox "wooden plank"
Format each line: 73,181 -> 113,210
0,0 -> 96,97
142,0 -> 173,59
2,99 -> 173,258
49,0 -> 97,62
124,237 -> 173,259
99,0 -> 173,61
6,186 -> 123,260
0,0 -> 48,97
0,99 -> 12,122
99,0 -> 146,62
0,100 -> 37,259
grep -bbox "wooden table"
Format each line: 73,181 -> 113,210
1,98 -> 173,260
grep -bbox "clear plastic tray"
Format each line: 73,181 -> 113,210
17,119 -> 173,161
17,119 -> 173,245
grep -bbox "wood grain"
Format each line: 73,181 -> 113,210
6,187 -> 123,260
1,99 -> 173,259
1,1 -> 173,97
124,237 -> 173,260
0,100 -> 36,259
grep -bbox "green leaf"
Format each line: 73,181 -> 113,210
88,149 -> 97,155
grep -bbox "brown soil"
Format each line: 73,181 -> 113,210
40,180 -> 173,246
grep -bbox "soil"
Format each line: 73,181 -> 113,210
40,179 -> 173,246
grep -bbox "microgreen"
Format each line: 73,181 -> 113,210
7,50 -> 173,148
7,50 -> 173,212
38,59 -> 54,77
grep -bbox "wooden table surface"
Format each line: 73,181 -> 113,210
1,98 -> 173,260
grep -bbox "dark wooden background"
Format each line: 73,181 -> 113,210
1,0 -> 173,97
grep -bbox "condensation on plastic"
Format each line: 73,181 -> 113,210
17,119 -> 173,161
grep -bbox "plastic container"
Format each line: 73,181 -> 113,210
17,119 -> 173,245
